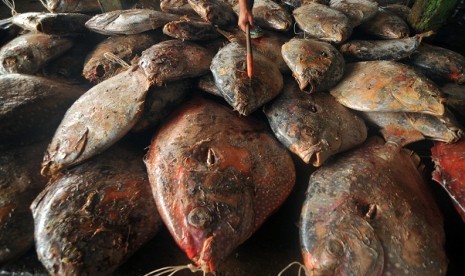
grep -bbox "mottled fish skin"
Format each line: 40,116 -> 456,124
83,33 -> 162,84
32,143 -> 162,275
85,9 -> 179,36
42,0 -> 101,13
187,0 -> 237,28
145,97 -> 295,273
139,39 -> 213,86
41,65 -> 151,177
405,44 -> 465,85
301,137 -> 447,276
0,74 -> 86,146
131,79 -> 192,132
160,0 -> 198,16
282,38 -> 345,92
360,8 -> 410,39
233,0 -> 293,32
12,12 -> 91,35
163,19 -> 221,41
360,110 -> 463,145
281,0 -> 329,8
264,79 -> 367,167
0,33 -> 74,75
210,42 -> 283,116
432,139 -> 465,222
329,0 -> 378,27
0,140 -> 48,264
330,61 -> 446,116
382,4 -> 411,22
293,3 -> 353,43
197,73 -> 223,97
339,35 -> 422,61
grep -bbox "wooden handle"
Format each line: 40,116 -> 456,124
246,23 -> 253,79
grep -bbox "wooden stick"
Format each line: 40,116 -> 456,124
246,23 -> 253,79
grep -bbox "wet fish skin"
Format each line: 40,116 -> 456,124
139,39 -> 213,86
282,38 -> 345,92
0,18 -> 21,47
187,0 -> 237,28
382,4 -> 411,22
42,0 -> 101,13
293,3 -> 353,43
85,9 -> 179,36
160,0 -> 198,16
197,73 -> 223,96
405,44 -> 465,84
0,141 -> 48,264
264,79 -> 367,167
281,0 -> 329,8
360,8 -> 410,39
12,12 -> 91,35
145,97 -> 295,273
301,138 -> 447,275
339,34 -> 422,61
83,33 -> 162,84
41,65 -> 151,177
233,0 -> 293,31
330,61 -> 446,116
163,19 -> 221,41
32,143 -> 162,275
0,33 -> 74,75
210,42 -> 283,116
329,0 -> 378,27
0,74 -> 86,146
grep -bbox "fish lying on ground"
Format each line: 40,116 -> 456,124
41,0 -> 101,13
264,79 -> 367,166
300,137 -> 447,275
160,0 -> 198,16
382,4 -> 411,22
12,12 -> 91,35
32,143 -> 162,275
210,42 -> 283,115
360,8 -> 410,39
330,61 -> 446,116
0,18 -> 21,47
188,0 -> 237,28
233,0 -> 293,31
329,0 -> 379,27
163,19 -> 221,41
0,33 -> 74,75
145,97 -> 295,273
41,65 -> 151,177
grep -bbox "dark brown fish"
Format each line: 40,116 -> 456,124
83,33 -> 162,84
281,0 -> 329,8
0,74 -> 86,146
282,38 -> 345,92
0,33 -> 73,75
42,0 -> 101,13
360,8 -> 410,39
32,143 -> 162,275
405,43 -> 465,84
382,4 -> 411,22
163,19 -> 221,41
441,83 -> 465,118
300,137 -> 447,275
293,3 -> 353,43
85,9 -> 179,36
330,61 -> 446,116
187,0 -> 237,28
432,139 -> 465,222
131,79 -> 192,132
0,140 -> 48,264
139,39 -> 213,86
264,79 -> 367,166
0,17 -> 21,47
233,0 -> 293,31
145,97 -> 295,273
12,12 -> 91,35
160,0 -> 198,16
197,73 -> 223,97
329,0 -> 379,27
210,42 -> 283,116
41,65 -> 151,177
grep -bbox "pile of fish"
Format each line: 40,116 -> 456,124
1,0 -> 465,275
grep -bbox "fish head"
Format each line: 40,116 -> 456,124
302,213 -> 384,276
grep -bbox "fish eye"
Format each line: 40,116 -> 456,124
325,238 -> 345,257
187,206 -> 213,229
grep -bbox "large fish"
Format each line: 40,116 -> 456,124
360,8 -> 410,39
210,42 -> 283,116
32,143 -> 162,275
0,33 -> 74,75
329,0 -> 378,27
187,0 -> 237,28
233,0 -> 293,31
139,39 -> 213,86
41,65 -> 151,177
0,17 -> 21,47
0,140 -> 48,264
41,0 -> 101,13
405,43 -> 465,84
0,74 -> 86,146
432,139 -> 465,222
12,12 -> 91,35
441,83 -> 465,119
300,137 -> 447,275
85,9 -> 179,36
163,19 -> 221,41
281,0 -> 329,8
282,38 -> 345,92
160,0 -> 198,16
293,3 -> 352,43
264,79 -> 367,166
330,61 -> 446,116
145,97 -> 295,273
83,33 -> 162,84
